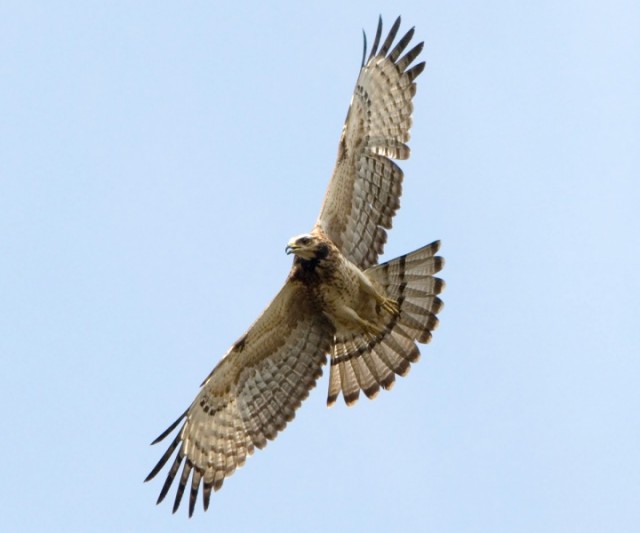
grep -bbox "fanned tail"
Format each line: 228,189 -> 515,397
327,240 -> 444,406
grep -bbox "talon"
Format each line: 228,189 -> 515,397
382,298 -> 399,316
364,321 -> 383,337
358,318 -> 383,337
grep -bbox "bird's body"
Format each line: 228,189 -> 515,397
288,230 -> 396,337
146,16 -> 445,516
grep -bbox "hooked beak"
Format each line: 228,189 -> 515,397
285,243 -> 297,255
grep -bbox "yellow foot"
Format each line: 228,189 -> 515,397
381,297 -> 399,316
360,318 -> 383,338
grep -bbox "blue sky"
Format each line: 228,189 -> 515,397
1,1 -> 638,531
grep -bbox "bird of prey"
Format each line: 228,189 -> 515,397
146,16 -> 444,516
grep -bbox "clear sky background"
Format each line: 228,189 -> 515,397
1,1 -> 638,532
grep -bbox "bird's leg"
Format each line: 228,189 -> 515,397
330,304 -> 383,337
359,317 -> 384,338
379,297 -> 399,316
357,270 -> 400,317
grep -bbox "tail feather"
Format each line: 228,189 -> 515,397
359,343 -> 392,393
352,348 -> 381,401
328,240 -> 444,406
327,342 -> 346,406
382,324 -> 421,366
328,332 -> 406,407
373,329 -> 413,376
369,341 -> 399,389
338,347 -> 360,405
343,338 -> 375,401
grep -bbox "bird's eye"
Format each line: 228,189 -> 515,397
299,237 -> 311,246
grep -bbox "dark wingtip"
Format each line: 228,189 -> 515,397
189,484 -> 198,518
368,15 -> 384,60
406,61 -> 426,82
150,410 -> 188,445
145,431 -> 183,483
173,484 -> 185,514
156,468 -> 175,504
202,480 -> 213,512
379,16 -> 402,56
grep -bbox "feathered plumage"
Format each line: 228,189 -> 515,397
146,16 -> 444,517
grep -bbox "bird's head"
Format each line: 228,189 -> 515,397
285,233 -> 329,262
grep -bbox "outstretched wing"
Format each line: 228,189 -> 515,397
315,16 -> 425,270
145,280 -> 334,516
